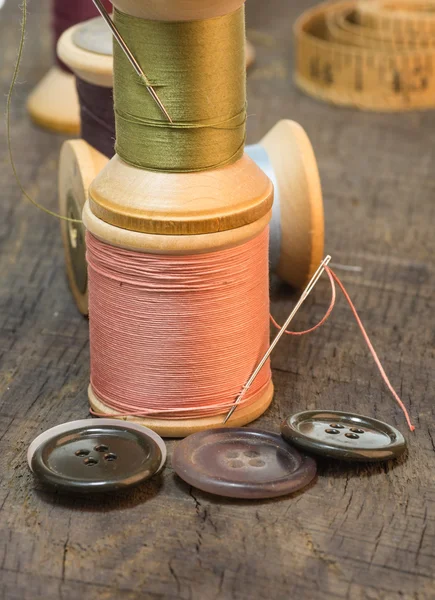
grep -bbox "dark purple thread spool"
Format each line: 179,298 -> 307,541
76,78 -> 115,158
53,0 -> 113,72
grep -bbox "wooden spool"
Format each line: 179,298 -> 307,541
27,66 -> 80,135
58,18 -> 113,314
260,120 -> 324,289
83,0 -> 273,437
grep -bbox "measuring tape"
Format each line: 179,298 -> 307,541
294,0 -> 435,110
358,1 -> 435,35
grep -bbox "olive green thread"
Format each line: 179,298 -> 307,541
113,7 -> 247,173
6,0 -> 81,223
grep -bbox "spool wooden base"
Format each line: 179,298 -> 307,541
27,66 -> 80,135
88,380 -> 274,438
59,140 -> 109,314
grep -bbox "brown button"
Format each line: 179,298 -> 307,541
172,428 -> 317,499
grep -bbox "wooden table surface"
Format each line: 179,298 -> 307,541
1,0 -> 434,598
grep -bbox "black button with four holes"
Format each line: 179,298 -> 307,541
281,410 -> 406,462
28,419 -> 166,493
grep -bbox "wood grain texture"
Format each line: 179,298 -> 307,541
88,153 -> 273,236
1,0 -> 434,599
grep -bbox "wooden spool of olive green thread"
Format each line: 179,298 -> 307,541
84,0 -> 274,437
112,7 -> 246,173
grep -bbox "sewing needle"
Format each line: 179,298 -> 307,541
223,255 -> 332,424
91,0 -> 173,123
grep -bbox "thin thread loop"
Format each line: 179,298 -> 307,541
271,266 -> 415,432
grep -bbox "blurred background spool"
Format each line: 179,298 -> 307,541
294,0 -> 435,111
249,121 -> 324,290
58,16 -> 323,316
27,0 -> 112,134
83,0 -> 274,437
58,17 -> 114,314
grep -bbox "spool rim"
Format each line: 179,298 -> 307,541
110,0 -> 246,21
261,120 -> 324,288
83,201 -> 272,254
57,20 -> 113,87
88,381 -> 274,438
59,140 -> 109,315
88,154 -> 273,237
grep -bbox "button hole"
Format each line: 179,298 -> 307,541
249,459 -> 265,467
75,449 -> 90,457
244,450 -> 260,458
104,453 -> 117,461
94,444 -> 109,452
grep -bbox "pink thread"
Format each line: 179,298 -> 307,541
271,267 -> 336,335
271,265 -> 415,432
87,230 -> 271,420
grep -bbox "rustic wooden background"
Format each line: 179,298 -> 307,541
1,0 -> 434,598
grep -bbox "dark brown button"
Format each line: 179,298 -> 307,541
281,411 -> 406,462
172,428 -> 317,499
28,419 -> 166,493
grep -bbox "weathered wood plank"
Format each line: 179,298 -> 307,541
1,0 -> 434,598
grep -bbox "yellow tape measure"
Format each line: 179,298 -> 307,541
358,1 -> 435,35
294,0 -> 435,111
